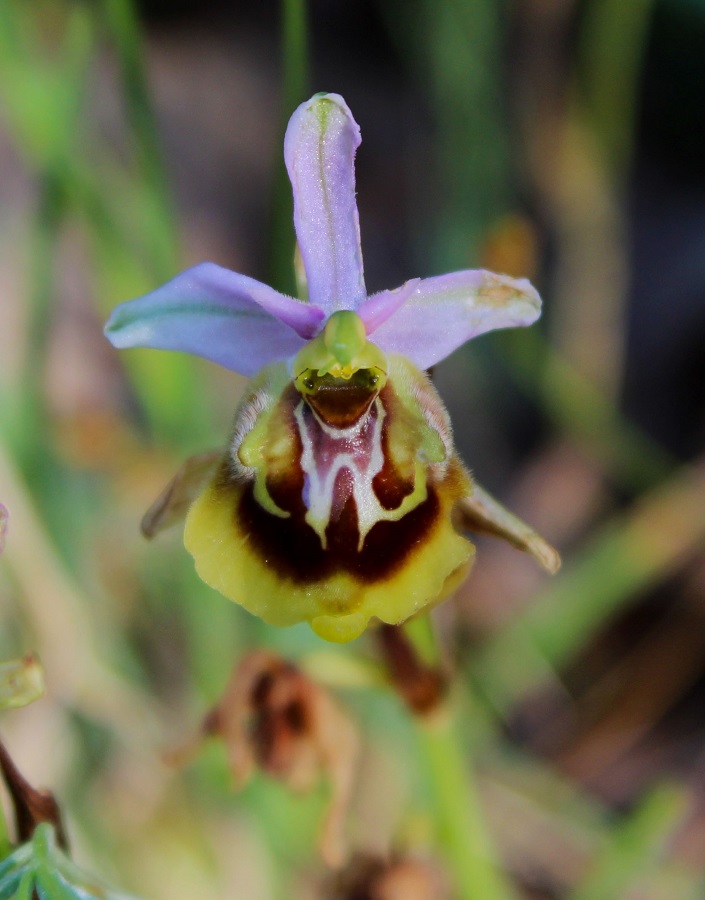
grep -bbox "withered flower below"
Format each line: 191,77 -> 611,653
168,650 -> 359,868
328,852 -> 446,900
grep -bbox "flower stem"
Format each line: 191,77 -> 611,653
0,788 -> 11,861
384,619 -> 515,900
416,705 -> 514,900
267,0 -> 310,296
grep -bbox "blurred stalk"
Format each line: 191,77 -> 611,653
0,438 -> 163,740
101,0 -> 211,443
0,1 -> 93,170
501,328 -> 674,492
422,0 -> 511,269
579,0 -> 656,180
417,712 -> 515,900
102,0 -> 178,279
545,113 -> 629,400
280,0 -> 309,155
0,0 -> 91,424
266,0 -> 309,296
396,619 -> 515,900
0,3 -> 99,539
544,0 -> 656,401
0,796 -> 9,862
20,173 -> 64,428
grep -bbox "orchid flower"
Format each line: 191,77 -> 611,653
105,93 -> 558,642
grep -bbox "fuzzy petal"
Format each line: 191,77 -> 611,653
368,270 -> 542,370
105,262 -> 323,376
284,94 -> 366,314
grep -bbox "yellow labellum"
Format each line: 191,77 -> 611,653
184,456 -> 473,642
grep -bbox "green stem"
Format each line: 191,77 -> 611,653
16,870 -> 34,900
21,171 -> 64,422
281,0 -> 309,117
570,785 -> 685,900
267,0 -> 309,295
416,708 -> 514,900
101,0 -> 212,444
0,790 -> 11,861
424,0 -> 511,270
579,0 -> 657,180
404,618 -> 515,900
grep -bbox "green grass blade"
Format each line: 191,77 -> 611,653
475,462 -> 705,711
570,785 -> 686,900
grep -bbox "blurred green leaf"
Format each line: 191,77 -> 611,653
0,842 -> 31,899
578,0 -> 656,178
0,1 -> 94,169
475,461 -> 705,712
571,784 -> 686,900
0,824 -> 141,900
267,0 -> 309,295
501,328 -> 675,492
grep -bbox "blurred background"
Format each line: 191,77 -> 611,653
1,0 -> 705,896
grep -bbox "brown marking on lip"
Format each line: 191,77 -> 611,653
371,385 -> 415,510
327,466 -> 358,536
217,369 -> 452,586
234,477 -> 441,586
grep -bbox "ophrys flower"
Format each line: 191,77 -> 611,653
106,93 -> 557,642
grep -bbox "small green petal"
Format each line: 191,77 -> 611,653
292,310 -> 387,381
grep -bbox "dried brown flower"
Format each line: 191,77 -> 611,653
168,650 -> 359,867
326,852 -> 446,900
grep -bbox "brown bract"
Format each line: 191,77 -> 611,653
376,625 -> 447,715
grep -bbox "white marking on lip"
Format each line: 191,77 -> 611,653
295,397 -> 426,551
